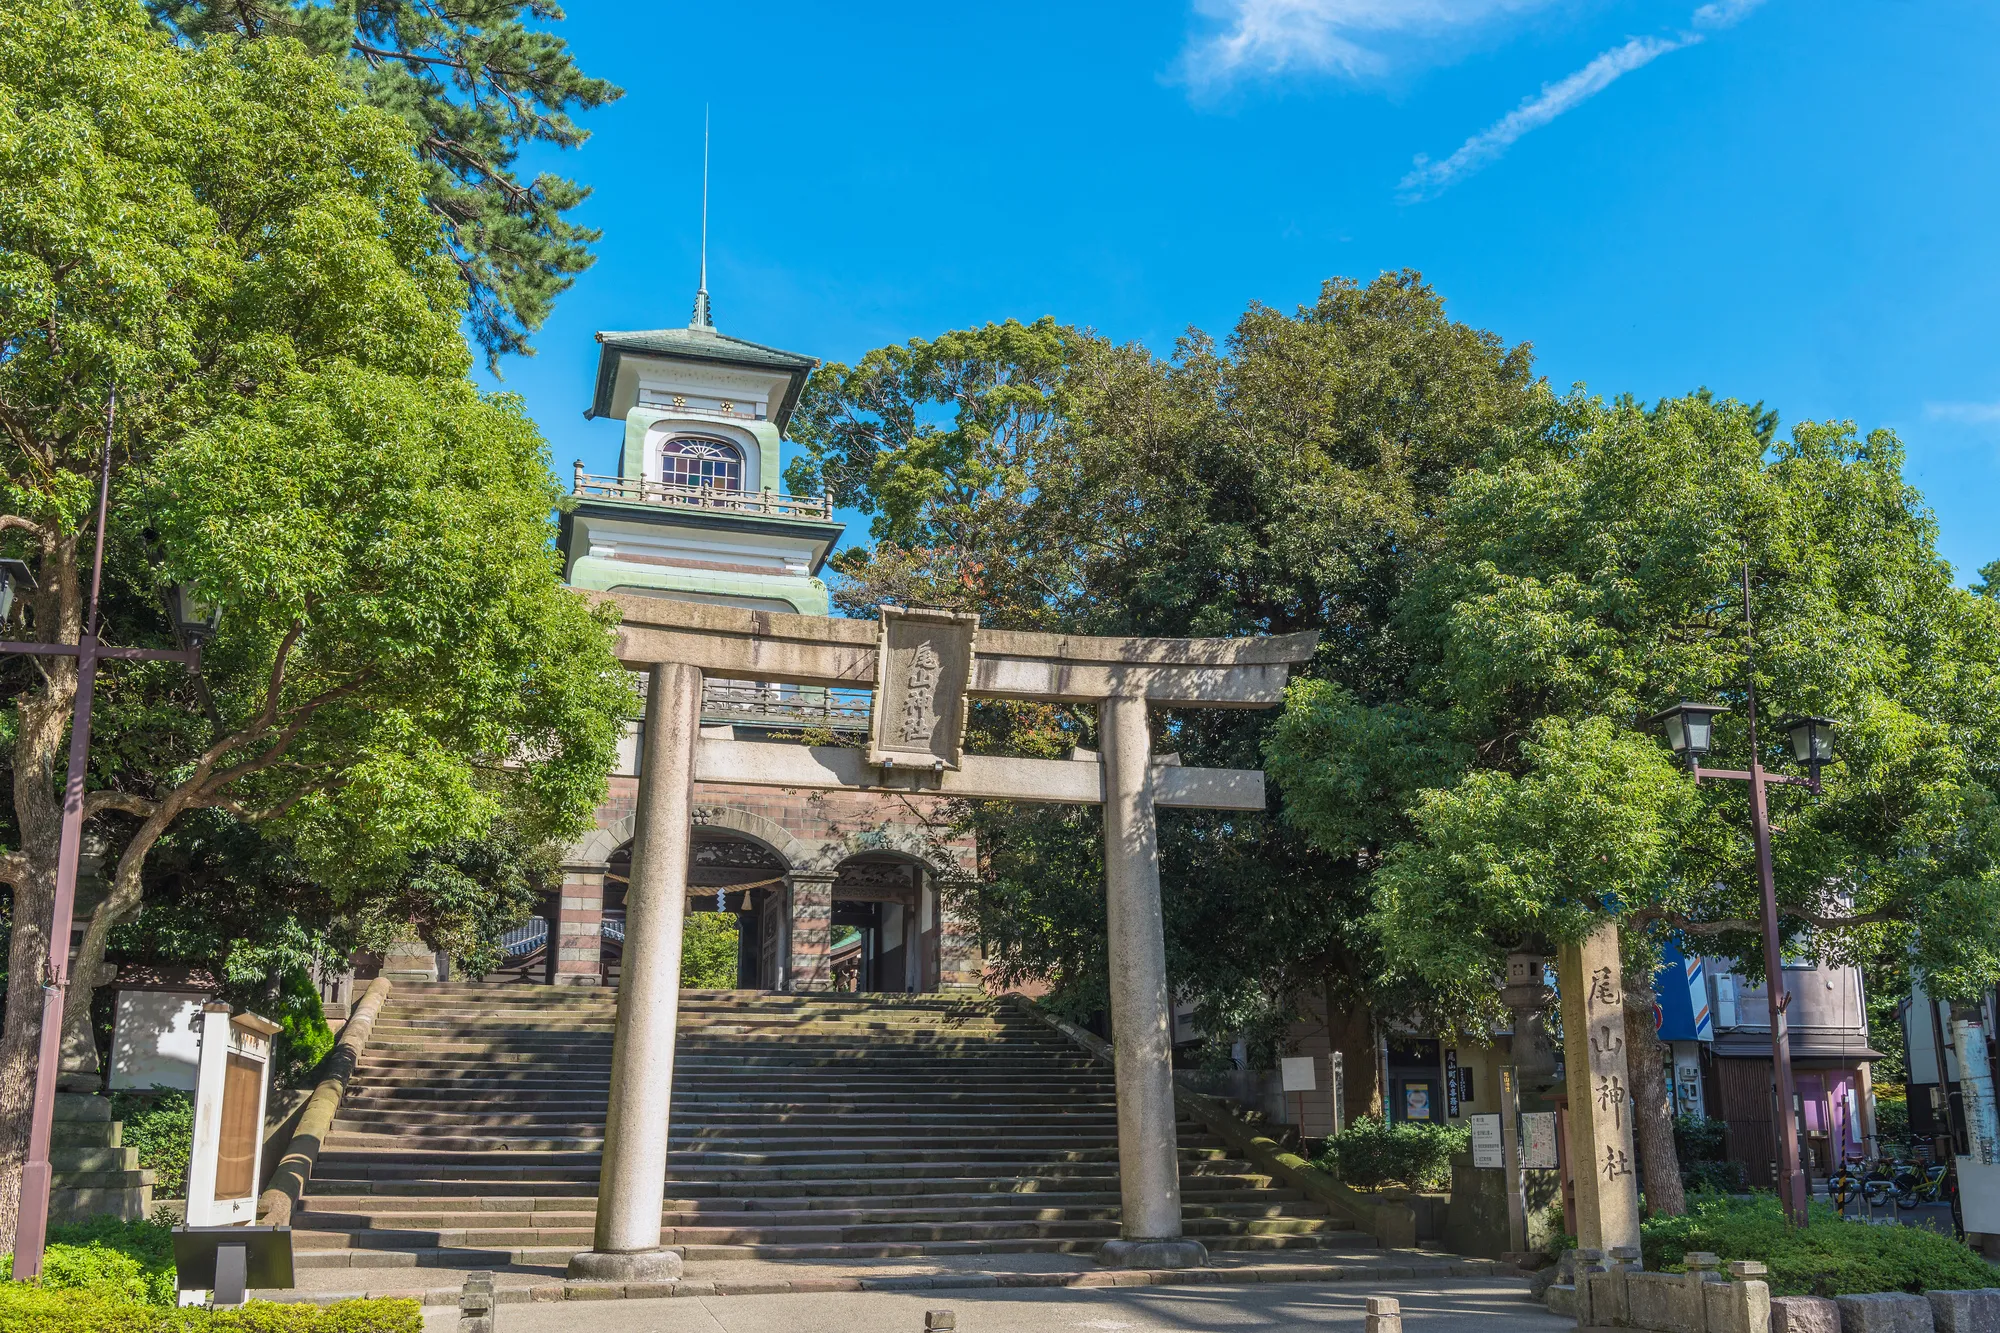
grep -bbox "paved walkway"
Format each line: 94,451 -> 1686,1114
269,1248 -> 1518,1308
416,1275 -> 1562,1332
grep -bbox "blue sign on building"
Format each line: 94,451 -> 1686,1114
1654,937 -> 1713,1043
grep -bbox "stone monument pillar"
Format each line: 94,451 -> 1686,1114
380,929 -> 439,984
1095,692 -> 1205,1269
1556,920 -> 1641,1252
569,661 -> 701,1283
786,872 -> 837,992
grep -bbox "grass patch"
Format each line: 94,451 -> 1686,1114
0,1217 -> 418,1329
1642,1191 -> 1999,1296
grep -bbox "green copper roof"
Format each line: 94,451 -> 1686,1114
588,325 -> 818,427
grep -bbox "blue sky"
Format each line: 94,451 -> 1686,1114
484,0 -> 2000,582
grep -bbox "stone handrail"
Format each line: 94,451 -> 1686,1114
257,975 -> 392,1227
997,994 -> 1414,1246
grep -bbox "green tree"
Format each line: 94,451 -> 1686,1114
1271,391 -> 2000,1210
0,0 -> 629,1237
150,0 -> 621,365
680,913 -> 738,989
793,275 -> 1541,1093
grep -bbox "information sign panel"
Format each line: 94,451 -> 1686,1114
1470,1112 -> 1504,1167
1521,1111 -> 1559,1169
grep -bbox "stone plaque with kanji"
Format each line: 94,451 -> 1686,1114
869,605 -> 977,772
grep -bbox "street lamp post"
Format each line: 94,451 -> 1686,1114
1648,570 -> 1834,1229
0,398 -> 217,1279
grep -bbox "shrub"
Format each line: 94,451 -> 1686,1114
1317,1115 -> 1470,1191
109,1091 -> 195,1200
681,911 -> 738,988
0,1287 -> 420,1331
1873,1084 -> 1911,1154
0,1215 -> 176,1306
1642,1191 -> 1999,1295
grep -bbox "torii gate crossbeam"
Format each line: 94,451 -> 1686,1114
567,596 -> 1317,1280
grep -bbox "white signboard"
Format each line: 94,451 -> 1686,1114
1960,1158 -> 2000,1234
110,991 -> 207,1092
185,1006 -> 279,1227
1469,1112 -> 1504,1167
1280,1056 -> 1317,1093
1521,1111 -> 1559,1169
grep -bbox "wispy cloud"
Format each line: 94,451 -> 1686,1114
1925,401 -> 2000,425
1397,0 -> 1767,201
1692,0 -> 1765,28
1398,35 -> 1685,201
1180,0 -> 1558,91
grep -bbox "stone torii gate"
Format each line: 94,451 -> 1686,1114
566,596 -> 1318,1281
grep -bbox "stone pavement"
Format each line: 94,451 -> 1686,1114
268,1248 -> 1519,1308
416,1274 -> 1563,1332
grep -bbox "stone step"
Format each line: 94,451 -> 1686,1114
330,1107 -> 1128,1131
291,1213 -> 1349,1252
297,985 -> 1366,1270
296,1183 -> 1301,1215
304,1163 -> 1277,1193
299,1199 -> 1329,1233
291,1228 -> 1376,1270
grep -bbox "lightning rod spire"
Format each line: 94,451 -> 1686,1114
691,106 -> 713,330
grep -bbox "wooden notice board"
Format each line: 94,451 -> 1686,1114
214,1054 -> 264,1201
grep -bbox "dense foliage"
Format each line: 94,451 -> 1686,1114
788,276 -> 1542,1096
149,0 -> 620,363
1641,1193 -> 1998,1295
0,1290 -> 420,1331
0,1219 -> 423,1326
681,912 -> 738,989
0,1215 -> 175,1305
1276,396 -> 2000,1022
1671,1115 -> 1746,1195
106,1092 -> 193,1200
0,0 -> 628,1236
1316,1114 -> 1469,1192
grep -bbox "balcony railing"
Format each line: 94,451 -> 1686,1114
702,679 -> 872,734
573,465 -> 833,521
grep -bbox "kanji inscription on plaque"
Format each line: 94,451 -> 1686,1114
869,605 -> 978,772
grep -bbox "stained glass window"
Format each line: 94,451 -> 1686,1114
662,437 -> 743,490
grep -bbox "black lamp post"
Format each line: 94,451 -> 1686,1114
1648,580 -> 1834,1228
0,398 -> 219,1279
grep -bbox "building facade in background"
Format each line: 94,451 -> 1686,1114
510,298 -> 982,992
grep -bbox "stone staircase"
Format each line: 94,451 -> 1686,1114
51,1093 -> 153,1223
291,985 -> 1373,1273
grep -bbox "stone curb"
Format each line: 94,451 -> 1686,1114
257,976 -> 393,1228
252,1257 -> 1510,1306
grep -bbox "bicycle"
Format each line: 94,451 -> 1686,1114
1895,1158 -> 1951,1210
1830,1154 -> 1904,1215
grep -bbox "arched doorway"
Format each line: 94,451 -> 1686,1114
828,854 -> 936,994
602,830 -> 790,988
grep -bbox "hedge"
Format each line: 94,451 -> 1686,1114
1316,1115 -> 1469,1191
0,1216 -> 176,1306
1642,1192 -> 2000,1296
0,1289 -> 419,1332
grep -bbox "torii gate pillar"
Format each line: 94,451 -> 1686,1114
1097,691 -> 1205,1268
565,596 -> 1317,1281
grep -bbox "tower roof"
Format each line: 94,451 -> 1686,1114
587,325 -> 819,429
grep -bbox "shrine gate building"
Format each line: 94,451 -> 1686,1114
536,301 -> 979,994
